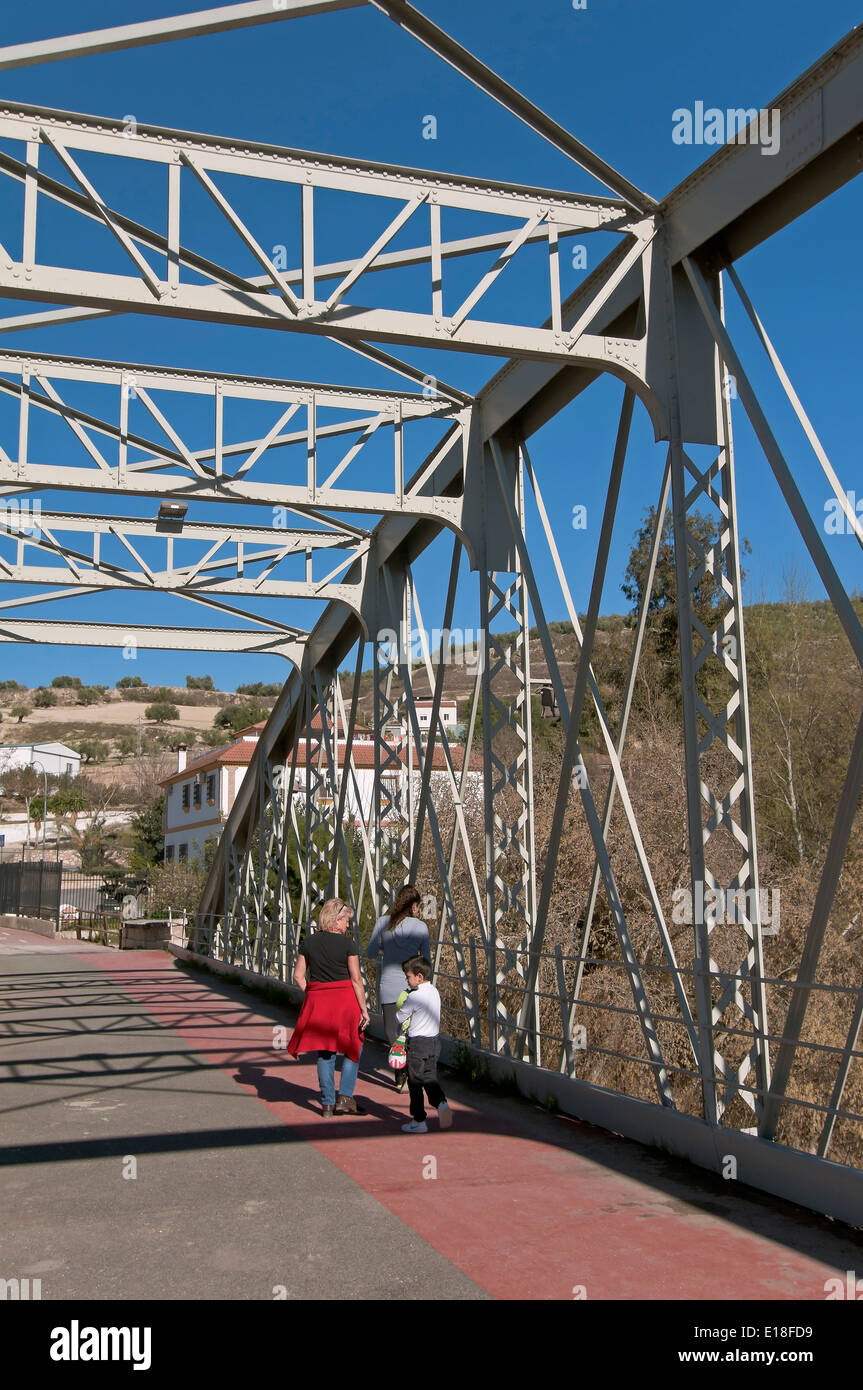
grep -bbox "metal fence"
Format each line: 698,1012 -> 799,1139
0,859 -> 62,923
0,860 -> 150,936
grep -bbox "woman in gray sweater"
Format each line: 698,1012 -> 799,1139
366,885 -> 431,1087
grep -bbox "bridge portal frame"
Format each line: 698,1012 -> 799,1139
0,2 -> 861,1225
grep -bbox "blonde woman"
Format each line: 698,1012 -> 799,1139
289,898 -> 370,1116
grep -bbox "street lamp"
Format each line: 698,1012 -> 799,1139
30,759 -> 48,857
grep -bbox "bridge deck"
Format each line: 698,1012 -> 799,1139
1,925 -> 860,1302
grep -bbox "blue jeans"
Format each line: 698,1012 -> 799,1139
317,1051 -> 360,1106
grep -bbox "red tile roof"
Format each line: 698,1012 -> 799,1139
161,732 -> 481,787
160,738 -> 259,785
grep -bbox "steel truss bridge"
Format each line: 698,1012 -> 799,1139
0,2 -> 861,1227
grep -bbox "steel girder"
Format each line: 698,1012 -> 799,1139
2,5 -> 862,1221
0,618 -> 303,659
0,99 -> 650,372
0,349 -> 470,645
0,2 -> 367,71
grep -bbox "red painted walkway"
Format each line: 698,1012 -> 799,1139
2,927 -> 860,1301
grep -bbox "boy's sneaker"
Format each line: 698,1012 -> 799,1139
401,1120 -> 428,1134
438,1101 -> 453,1129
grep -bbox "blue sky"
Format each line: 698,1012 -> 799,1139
0,0 -> 859,692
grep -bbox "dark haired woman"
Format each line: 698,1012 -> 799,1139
366,885 -> 431,1087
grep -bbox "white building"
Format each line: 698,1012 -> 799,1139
160,717 -> 481,861
0,742 -> 81,778
160,723 -> 264,863
414,700 -> 458,733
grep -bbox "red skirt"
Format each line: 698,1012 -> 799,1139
287,980 -> 362,1062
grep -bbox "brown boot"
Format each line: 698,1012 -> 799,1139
333,1095 -> 364,1115
321,1104 -> 334,1117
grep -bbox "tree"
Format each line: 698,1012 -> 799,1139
145,702 -> 179,723
48,786 -> 88,817
186,674 -> 214,690
59,814 -> 123,873
622,506 -> 750,655
76,686 -> 103,706
10,703 -> 30,723
0,765 -> 37,847
131,793 -> 165,869
117,675 -> 144,689
78,739 -> 109,764
34,688 -> 57,708
52,675 -> 82,688
0,679 -> 23,692
214,699 -> 268,734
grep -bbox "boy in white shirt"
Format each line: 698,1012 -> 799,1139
396,956 -> 453,1134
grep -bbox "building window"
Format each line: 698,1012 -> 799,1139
66,762 -> 73,774
193,781 -> 202,809
165,845 -> 174,862
182,784 -> 190,811
206,773 -> 216,804
178,844 -> 188,862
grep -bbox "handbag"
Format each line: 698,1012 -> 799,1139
387,1033 -> 408,1070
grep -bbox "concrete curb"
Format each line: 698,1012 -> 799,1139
0,914 -> 55,938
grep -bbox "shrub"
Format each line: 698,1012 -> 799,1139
161,728 -> 198,750
34,688 -> 57,708
147,860 -> 210,918
126,686 -> 173,704
236,681 -> 281,697
145,702 -> 179,723
214,700 -> 268,734
186,674 -> 214,690
52,675 -> 82,688
76,686 -> 103,706
117,675 -> 145,689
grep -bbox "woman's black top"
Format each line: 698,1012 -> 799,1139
301,931 -> 357,983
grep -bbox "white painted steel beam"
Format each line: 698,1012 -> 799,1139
0,564 -> 362,604
0,618 -> 303,659
0,511 -> 354,548
0,462 -> 466,528
0,101 -> 626,219
0,261 -> 644,372
0,1 -> 366,71
0,348 -> 450,416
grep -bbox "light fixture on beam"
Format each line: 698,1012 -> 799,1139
157,501 -> 188,521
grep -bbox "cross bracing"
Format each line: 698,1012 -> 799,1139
1,3 -> 862,1227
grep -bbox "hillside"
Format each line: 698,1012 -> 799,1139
0,680 -> 278,794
